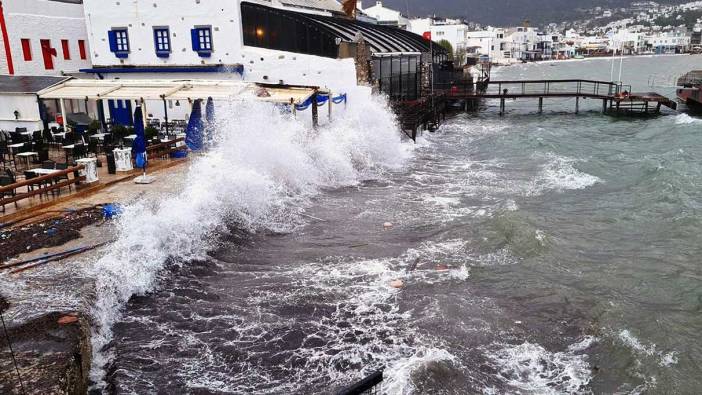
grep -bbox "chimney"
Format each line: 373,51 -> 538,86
357,1 -> 363,10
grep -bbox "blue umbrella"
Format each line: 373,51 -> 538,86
185,99 -> 204,151
132,106 -> 147,170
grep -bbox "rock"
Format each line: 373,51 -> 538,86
0,312 -> 92,395
58,315 -> 79,325
390,279 -> 404,289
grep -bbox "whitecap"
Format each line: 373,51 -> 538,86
485,338 -> 595,394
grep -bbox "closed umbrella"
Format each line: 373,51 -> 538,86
185,99 -> 204,151
132,106 -> 154,184
205,97 -> 215,148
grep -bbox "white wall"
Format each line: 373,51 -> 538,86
82,0 -> 358,90
0,94 -> 42,131
1,0 -> 91,76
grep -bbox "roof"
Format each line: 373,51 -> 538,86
242,2 -> 445,55
0,75 -> 70,94
278,0 -> 342,13
37,78 -> 320,105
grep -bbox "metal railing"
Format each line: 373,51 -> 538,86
475,79 -> 628,98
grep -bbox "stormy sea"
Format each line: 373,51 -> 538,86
94,55 -> 702,393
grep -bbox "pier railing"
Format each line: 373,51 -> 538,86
468,79 -> 627,98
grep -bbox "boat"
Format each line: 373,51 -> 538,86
676,70 -> 702,113
574,54 -> 585,60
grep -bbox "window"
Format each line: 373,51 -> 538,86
153,27 -> 171,57
61,39 -> 70,60
108,28 -> 129,58
191,26 -> 213,57
40,39 -> 54,70
21,39 -> 32,61
78,40 -> 87,60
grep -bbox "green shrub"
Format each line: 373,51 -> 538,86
145,126 -> 158,140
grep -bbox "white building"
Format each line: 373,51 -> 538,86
408,17 -> 469,57
359,1 -> 408,28
79,0 -> 436,124
0,0 -> 91,76
465,28 -> 508,62
504,27 -> 539,61
611,29 -> 647,54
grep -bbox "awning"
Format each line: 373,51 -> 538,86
37,78 -> 318,105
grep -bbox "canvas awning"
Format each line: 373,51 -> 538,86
37,78 -> 318,105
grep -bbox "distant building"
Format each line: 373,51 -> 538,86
465,28 -> 507,63
408,17 -> 469,58
0,0 -> 91,76
359,1 -> 408,28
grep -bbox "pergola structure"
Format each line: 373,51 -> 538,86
37,78 -> 323,131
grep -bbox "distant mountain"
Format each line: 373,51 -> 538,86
377,0 -> 691,26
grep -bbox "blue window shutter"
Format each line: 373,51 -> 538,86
191,28 -> 200,51
108,30 -> 118,52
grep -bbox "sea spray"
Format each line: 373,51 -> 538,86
88,87 -> 411,387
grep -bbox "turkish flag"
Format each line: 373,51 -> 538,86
423,31 -> 432,41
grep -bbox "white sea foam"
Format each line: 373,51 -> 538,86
88,87 -> 412,387
618,329 -> 678,367
486,337 -> 596,394
674,113 -> 702,124
383,348 -> 458,394
529,154 -> 601,195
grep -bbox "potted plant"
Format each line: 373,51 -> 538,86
145,126 -> 159,141
87,120 -> 101,134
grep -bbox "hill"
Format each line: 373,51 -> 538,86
378,0 -> 692,26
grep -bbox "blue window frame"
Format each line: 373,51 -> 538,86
153,27 -> 171,57
191,26 -> 213,57
108,28 -> 129,58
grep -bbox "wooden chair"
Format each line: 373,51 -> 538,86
0,175 -> 17,213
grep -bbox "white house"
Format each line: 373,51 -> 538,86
504,27 -> 539,61
465,28 -> 507,62
408,17 -> 469,57
0,0 -> 91,76
611,29 -> 647,54
79,0 -> 437,124
359,1 -> 408,28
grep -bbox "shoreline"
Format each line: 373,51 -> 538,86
0,161 -> 189,394
492,52 -> 699,68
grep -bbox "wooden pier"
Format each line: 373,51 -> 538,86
452,79 -> 677,116
394,79 -> 677,140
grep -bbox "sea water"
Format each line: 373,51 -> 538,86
96,55 -> 702,393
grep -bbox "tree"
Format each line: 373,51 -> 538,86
437,39 -> 454,58
454,47 -> 467,66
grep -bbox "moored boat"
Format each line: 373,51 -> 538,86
676,70 -> 702,113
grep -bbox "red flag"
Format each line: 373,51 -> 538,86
423,31 -> 432,41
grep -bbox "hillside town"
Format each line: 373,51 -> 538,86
2,1 -> 702,394
361,0 -> 702,64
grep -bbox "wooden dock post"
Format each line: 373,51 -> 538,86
499,98 -> 505,116
575,96 -> 580,114
311,93 -> 319,128
602,99 -> 607,114
538,97 -> 543,114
